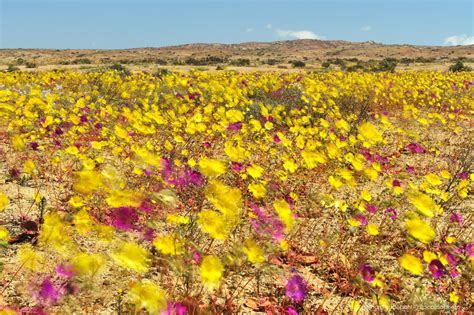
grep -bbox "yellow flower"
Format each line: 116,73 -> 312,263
166,214 -> 190,225
361,190 -> 372,202
72,253 -> 107,277
0,192 -> 9,211
248,182 -> 266,199
243,240 -> 265,264
425,173 -> 442,186
199,158 -> 227,177
69,195 -> 84,208
74,209 -> 94,234
247,164 -> 264,179
128,280 -> 167,314
200,255 -> 224,289
407,191 -> 436,218
0,226 -> 9,240
111,242 -> 150,273
366,223 -> 379,236
106,190 -> 143,208
18,244 -> 46,272
399,253 -> 423,275
65,145 -> 80,155
153,234 -> 184,255
274,199 -> 294,233
197,209 -> 230,240
358,121 -> 383,147
405,217 -> 435,244
449,291 -> 459,304
205,180 -> 242,217
73,170 -> 103,195
23,160 -> 36,175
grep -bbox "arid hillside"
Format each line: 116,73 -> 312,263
1,39 -> 473,68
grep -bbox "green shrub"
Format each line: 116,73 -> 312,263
449,60 -> 472,72
25,62 -> 37,68
291,60 -> 306,68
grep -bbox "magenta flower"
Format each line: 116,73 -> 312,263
79,114 -> 88,123
458,172 -> 468,180
231,162 -> 243,172
55,264 -> 75,278
450,268 -> 460,278
108,207 -> 139,231
285,274 -> 308,302
360,264 -> 375,282
36,278 -> 63,305
192,251 -> 202,264
55,127 -> 63,135
227,122 -> 243,131
465,243 -> 474,257
287,306 -> 298,315
355,214 -> 367,226
162,301 -> 187,315
385,208 -> 397,220
428,260 -> 444,278
406,142 -> 425,154
273,135 -> 281,143
365,204 -> 377,214
450,212 -> 463,226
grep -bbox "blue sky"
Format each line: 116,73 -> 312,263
1,0 -> 473,49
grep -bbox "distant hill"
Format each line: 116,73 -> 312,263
1,39 -> 473,66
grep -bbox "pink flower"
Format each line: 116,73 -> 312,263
36,278 -> 63,305
285,274 -> 308,302
360,264 -> 375,282
107,207 -> 139,231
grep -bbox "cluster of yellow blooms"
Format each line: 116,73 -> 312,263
0,69 -> 472,313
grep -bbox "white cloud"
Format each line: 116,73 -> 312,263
246,28 -> 253,33
276,29 -> 323,40
361,25 -> 372,32
265,24 -> 273,29
444,34 -> 474,46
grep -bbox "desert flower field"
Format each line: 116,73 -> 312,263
0,69 -> 472,313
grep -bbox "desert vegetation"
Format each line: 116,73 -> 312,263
0,69 -> 473,314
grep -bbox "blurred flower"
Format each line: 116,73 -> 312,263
285,274 -> 308,302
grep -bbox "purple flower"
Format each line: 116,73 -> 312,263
450,213 -> 463,226
365,204 -> 377,214
162,301 -> 187,315
458,172 -> 468,180
446,252 -> 458,267
355,214 -> 367,226
406,165 -> 415,173
285,274 -> 308,302
227,122 -> 243,131
108,207 -> 138,231
231,162 -> 243,172
36,278 -> 62,305
360,264 -> 375,282
385,208 -> 397,220
30,142 -> 39,150
428,260 -> 444,279
55,264 -> 75,278
406,143 -> 425,154
392,179 -> 401,187
465,243 -> 474,257
79,115 -> 88,123
287,306 -> 298,315
273,135 -> 281,143
55,127 -> 63,135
